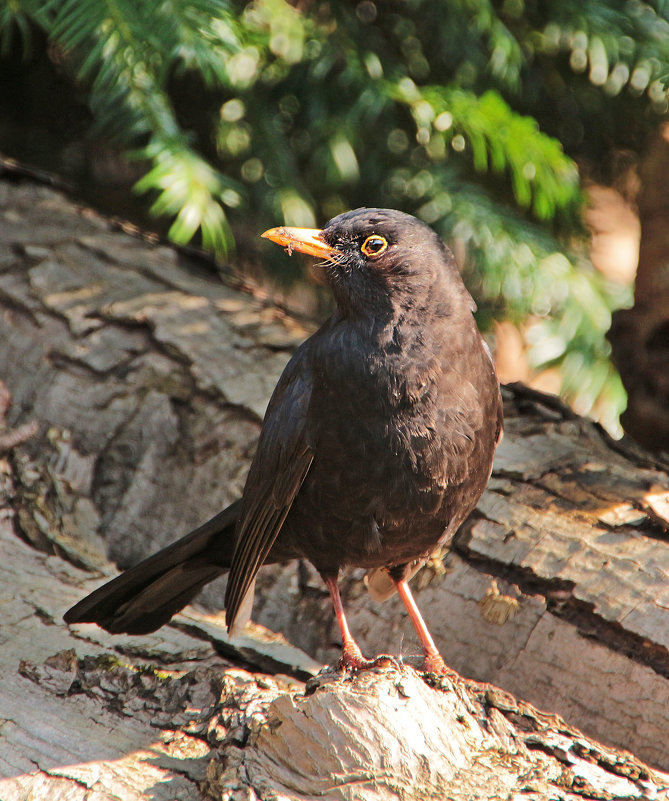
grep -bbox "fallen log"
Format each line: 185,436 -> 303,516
0,167 -> 667,799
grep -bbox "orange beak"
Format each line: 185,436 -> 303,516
261,226 -> 337,261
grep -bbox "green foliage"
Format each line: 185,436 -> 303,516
6,0 -> 244,249
399,85 -> 580,220
2,0 -> 668,433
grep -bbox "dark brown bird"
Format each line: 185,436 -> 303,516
64,208 -> 502,673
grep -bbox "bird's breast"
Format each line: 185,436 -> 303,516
309,334 -> 450,506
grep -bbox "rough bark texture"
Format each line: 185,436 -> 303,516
610,122 -> 669,453
2,515 -> 668,801
1,166 -> 668,800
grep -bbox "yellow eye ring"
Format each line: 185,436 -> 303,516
361,235 -> 388,258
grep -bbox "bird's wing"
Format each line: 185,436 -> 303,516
224,342 -> 316,630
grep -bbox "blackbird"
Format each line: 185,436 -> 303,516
64,208 -> 502,673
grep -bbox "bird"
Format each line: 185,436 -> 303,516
64,208 -> 503,673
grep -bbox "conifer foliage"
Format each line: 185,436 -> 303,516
2,1 -> 668,430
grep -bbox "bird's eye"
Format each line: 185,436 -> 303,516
361,235 -> 388,258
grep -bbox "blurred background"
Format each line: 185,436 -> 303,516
1,0 -> 668,448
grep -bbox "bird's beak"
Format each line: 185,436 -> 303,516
261,226 -> 338,261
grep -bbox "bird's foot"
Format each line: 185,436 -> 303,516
339,643 -> 398,672
422,652 -> 457,678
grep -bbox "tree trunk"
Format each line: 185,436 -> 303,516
0,164 -> 668,799
609,122 -> 669,452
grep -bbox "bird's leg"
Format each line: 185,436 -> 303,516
395,578 -> 452,675
325,576 -> 370,670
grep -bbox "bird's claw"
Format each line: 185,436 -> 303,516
422,652 -> 457,678
338,644 -> 400,673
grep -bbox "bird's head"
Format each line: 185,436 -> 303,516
262,208 -> 473,321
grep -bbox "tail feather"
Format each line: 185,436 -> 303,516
64,500 -> 241,634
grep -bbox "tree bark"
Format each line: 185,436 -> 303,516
609,122 -> 669,452
0,165 -> 668,799
1,512 -> 668,801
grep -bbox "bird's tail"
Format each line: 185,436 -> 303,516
64,500 -> 241,635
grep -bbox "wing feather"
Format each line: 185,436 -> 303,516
224,344 -> 315,629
